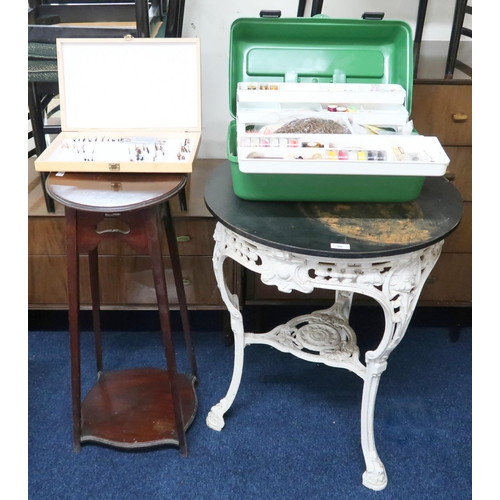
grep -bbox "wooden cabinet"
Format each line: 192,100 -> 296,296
411,84 -> 472,146
412,81 -> 472,305
28,159 -> 238,310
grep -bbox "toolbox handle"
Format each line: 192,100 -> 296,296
362,12 -> 385,20
260,10 -> 281,18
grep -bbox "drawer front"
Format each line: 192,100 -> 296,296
28,217 -> 66,256
442,202 -> 471,253
28,217 -> 216,257
28,255 -> 231,308
95,255 -> 229,306
28,255 -> 69,305
444,146 -> 471,202
173,219 -> 217,256
420,253 -> 472,304
412,84 -> 471,145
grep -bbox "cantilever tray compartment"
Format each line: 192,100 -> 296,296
237,82 -> 409,128
238,134 -> 449,175
35,38 -> 201,173
234,80 -> 451,176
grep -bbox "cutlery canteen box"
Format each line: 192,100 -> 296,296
35,37 -> 201,174
227,17 -> 450,202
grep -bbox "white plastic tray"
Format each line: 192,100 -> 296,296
237,135 -> 449,176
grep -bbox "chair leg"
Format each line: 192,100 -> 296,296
135,0 -> 150,37
413,0 -> 429,75
162,202 -> 197,379
88,246 -> 103,372
65,207 -> 82,452
178,186 -> 188,212
28,82 -> 55,213
311,0 -> 324,16
164,0 -> 185,37
297,0 -> 307,17
445,0 -> 468,78
144,207 -> 188,456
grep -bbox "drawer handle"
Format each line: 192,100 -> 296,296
177,235 -> 191,242
426,276 -> 438,284
452,113 -> 468,123
444,172 -> 456,181
182,278 -> 191,286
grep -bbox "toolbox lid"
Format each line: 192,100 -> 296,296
228,17 -> 413,119
57,38 -> 201,132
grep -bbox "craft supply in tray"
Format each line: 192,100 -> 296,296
50,136 -> 192,163
237,134 -> 449,176
273,117 -> 349,134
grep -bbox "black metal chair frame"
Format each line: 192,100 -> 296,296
295,0 -> 472,80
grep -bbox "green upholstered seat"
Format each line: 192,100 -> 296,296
28,43 -> 58,83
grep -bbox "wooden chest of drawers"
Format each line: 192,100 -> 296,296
28,160 -> 238,310
412,83 -> 472,305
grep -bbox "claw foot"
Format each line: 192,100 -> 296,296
362,464 -> 388,491
206,402 -> 226,431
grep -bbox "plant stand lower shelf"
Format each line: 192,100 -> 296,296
81,368 -> 197,448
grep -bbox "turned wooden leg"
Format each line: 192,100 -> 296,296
144,207 -> 188,456
162,202 -> 197,379
88,246 -> 103,373
65,207 -> 82,452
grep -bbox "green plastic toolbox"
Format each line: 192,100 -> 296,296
227,17 -> 449,202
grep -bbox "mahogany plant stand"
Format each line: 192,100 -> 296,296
45,172 -> 198,457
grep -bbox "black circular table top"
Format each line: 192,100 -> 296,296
204,161 -> 464,259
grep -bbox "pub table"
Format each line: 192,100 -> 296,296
203,161 -> 463,490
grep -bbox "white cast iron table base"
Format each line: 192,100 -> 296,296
206,222 -> 443,491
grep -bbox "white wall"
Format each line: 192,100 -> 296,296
182,0 -> 472,158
